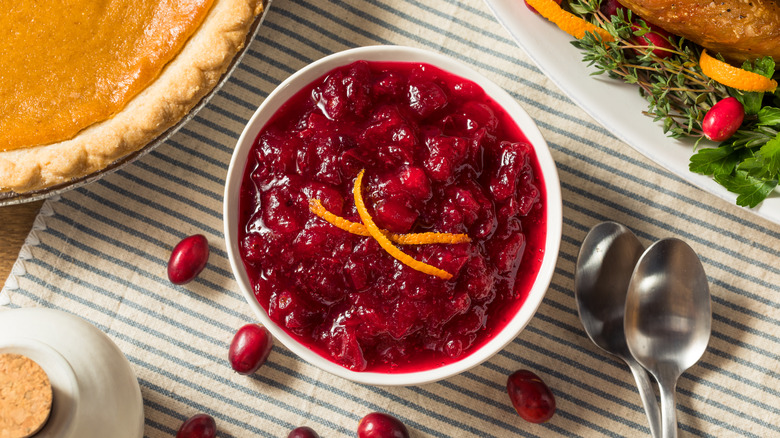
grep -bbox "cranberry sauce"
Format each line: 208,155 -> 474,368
238,60 -> 547,373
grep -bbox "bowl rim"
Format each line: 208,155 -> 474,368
223,45 -> 562,386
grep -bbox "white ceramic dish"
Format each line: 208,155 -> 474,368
0,307 -> 144,437
224,45 -> 562,386
483,0 -> 780,224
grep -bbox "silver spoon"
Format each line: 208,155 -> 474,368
624,238 -> 712,438
575,222 -> 662,437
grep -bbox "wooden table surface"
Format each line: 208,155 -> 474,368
0,201 -> 44,285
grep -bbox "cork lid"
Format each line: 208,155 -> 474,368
0,353 -> 53,438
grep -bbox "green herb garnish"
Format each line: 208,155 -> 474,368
568,0 -> 780,207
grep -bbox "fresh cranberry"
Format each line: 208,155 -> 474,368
168,234 -> 209,285
357,412 -> 410,438
176,414 -> 216,438
631,23 -> 676,59
702,97 -> 745,142
288,426 -> 320,438
228,324 -> 273,375
599,0 -> 624,17
507,370 -> 556,423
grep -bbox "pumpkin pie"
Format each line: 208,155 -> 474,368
0,0 -> 265,193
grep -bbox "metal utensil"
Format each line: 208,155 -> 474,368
624,238 -> 712,438
575,222 -> 662,437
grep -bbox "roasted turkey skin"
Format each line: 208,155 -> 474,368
616,0 -> 780,62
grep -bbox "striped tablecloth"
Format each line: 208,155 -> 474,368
3,0 -> 780,436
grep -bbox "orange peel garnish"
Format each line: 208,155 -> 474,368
526,0 -> 614,42
699,50 -> 778,92
309,198 -> 470,245
353,170 -> 454,280
309,199 -> 369,236
392,232 -> 470,245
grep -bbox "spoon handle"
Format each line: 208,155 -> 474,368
627,360 -> 662,438
658,375 -> 679,438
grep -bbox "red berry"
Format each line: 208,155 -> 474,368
506,370 -> 556,423
288,426 -> 320,438
702,96 -> 745,142
599,0 -> 625,17
168,234 -> 210,285
228,324 -> 273,375
176,414 -> 216,438
631,23 -> 675,59
357,412 -> 410,438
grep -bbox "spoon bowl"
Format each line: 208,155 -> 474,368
625,238 -> 712,438
575,222 -> 661,437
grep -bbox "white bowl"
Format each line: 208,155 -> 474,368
224,45 -> 562,386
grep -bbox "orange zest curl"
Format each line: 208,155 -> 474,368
309,199 -> 471,245
353,170 -> 455,280
392,232 -> 470,245
699,50 -> 778,93
309,198 -> 369,236
525,0 -> 614,42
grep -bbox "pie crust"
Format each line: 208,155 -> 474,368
0,0 -> 265,194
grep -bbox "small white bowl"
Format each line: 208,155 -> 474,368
224,45 -> 562,386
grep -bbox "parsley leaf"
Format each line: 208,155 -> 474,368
757,107 -> 780,126
745,57 -> 776,78
713,171 -> 777,208
739,92 -> 765,116
759,135 -> 780,176
689,145 -> 740,175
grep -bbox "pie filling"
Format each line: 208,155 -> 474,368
0,0 -> 215,152
238,61 -> 547,373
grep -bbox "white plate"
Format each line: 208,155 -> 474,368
483,0 -> 780,224
0,308 -> 144,438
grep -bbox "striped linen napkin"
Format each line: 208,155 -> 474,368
3,0 -> 780,436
